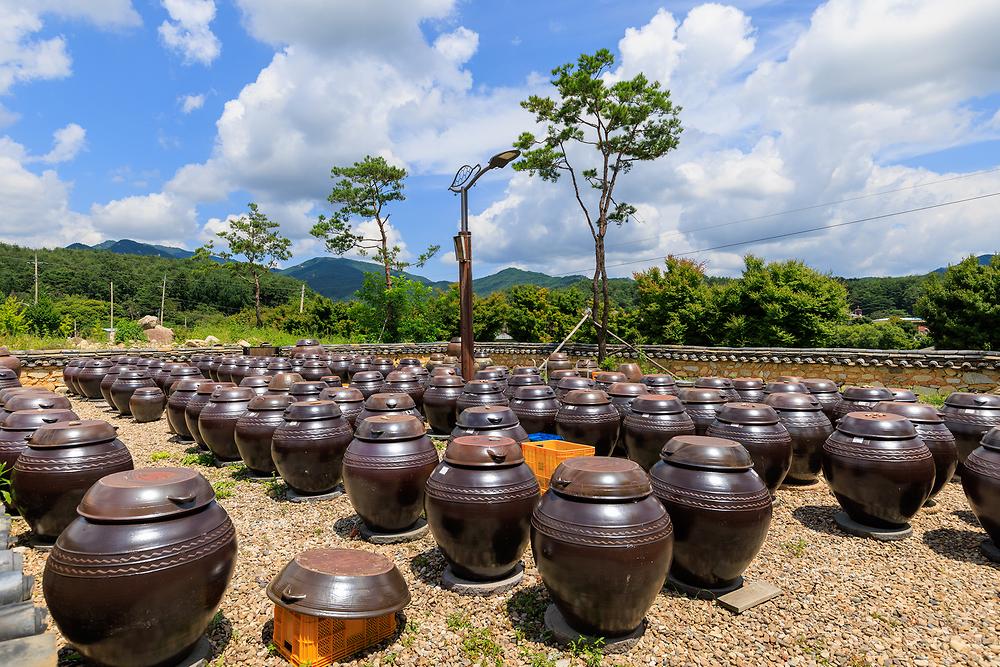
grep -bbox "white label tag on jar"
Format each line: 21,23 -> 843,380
438,467 -> 448,476
852,437 -> 864,443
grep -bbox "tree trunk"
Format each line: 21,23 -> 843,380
379,221 -> 395,340
595,234 -> 608,362
253,272 -> 263,328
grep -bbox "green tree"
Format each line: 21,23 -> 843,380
916,255 -> 1000,349
634,257 -> 712,344
311,155 -> 439,290
827,319 -> 925,350
351,274 -> 439,343
199,203 -> 293,327
0,296 -> 27,336
513,48 -> 682,362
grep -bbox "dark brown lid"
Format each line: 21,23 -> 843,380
248,394 -> 295,411
695,377 -> 734,390
351,371 -> 385,383
981,426 -> 1000,451
172,378 -> 206,393
715,402 -> 780,425
836,412 -> 917,439
549,457 -> 650,500
132,387 -> 165,398
145,359 -> 165,369
561,389 -> 610,405
196,381 -> 235,395
66,359 -> 86,367
513,366 -> 540,376
77,467 -> 216,522
776,375 -> 803,383
944,392 -> 1000,409
117,369 -> 151,381
660,434 -> 754,471
462,380 -> 501,395
84,359 -> 114,369
765,392 -> 822,411
232,358 -> 252,368
268,372 -> 304,390
428,375 -> 466,389
630,394 -> 685,414
283,400 -> 343,421
764,381 -> 809,394
841,386 -> 894,402
474,369 -> 504,381
732,377 -> 764,390
351,356 -> 373,364
677,388 -> 726,405
557,376 -> 596,391
455,405 -> 519,429
240,376 -> 271,388
290,381 -> 327,396
607,382 -> 649,398
1,408 -> 79,432
431,366 -> 459,376
384,370 -> 418,384
508,374 -> 543,387
373,357 -> 393,365
593,372 -> 627,384
4,393 -> 72,412
209,386 -> 255,403
549,352 -> 569,361
248,358 -> 269,368
889,388 -> 918,402
354,414 -> 427,441
513,385 -> 557,401
169,366 -> 202,377
267,360 -> 294,371
397,358 -> 421,366
28,419 -> 118,448
296,338 -> 321,346
802,378 -> 838,393
548,369 -> 579,380
642,374 -> 677,387
872,401 -> 943,424
267,548 -> 409,619
320,387 -> 365,403
364,392 -> 416,411
444,435 -> 524,467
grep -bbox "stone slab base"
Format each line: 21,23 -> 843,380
212,458 -> 243,468
27,536 -> 55,552
173,635 -> 212,667
980,539 -> 1000,563
833,511 -> 912,541
0,633 -> 57,667
360,518 -> 428,544
717,581 -> 782,614
667,574 -> 744,599
441,563 -> 523,596
286,485 -> 344,503
543,604 -> 644,654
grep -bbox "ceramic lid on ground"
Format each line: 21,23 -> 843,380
209,386 -> 255,403
764,381 -> 808,394
513,385 -> 556,401
980,427 -> 1000,451
197,381 -> 234,396
764,392 -> 822,412
240,376 -> 270,388
607,382 -> 648,398
549,457 -> 650,500
944,392 -> 1000,409
802,378 -> 838,393
561,389 -> 611,405
0,388 -> 49,406
351,371 -> 384,384
384,371 -> 418,384
660,434 -> 753,471
732,377 -> 764,390
355,414 -> 426,441
677,388 -> 726,404
320,387 -> 365,402
594,372 -> 627,384
364,393 -> 417,411
0,408 -> 78,432
28,419 -> 118,447
5,393 -> 72,412
557,377 -> 595,392
248,395 -> 295,412
444,434 -> 524,467
268,373 -> 304,390
716,402 -> 780,425
695,377 -> 735,390
630,394 -> 685,415
268,548 -> 409,619
462,380 -> 502,394
872,401 -> 943,424
836,412 -> 917,439
77,467 -> 216,521
283,400 -> 343,421
456,405 -> 519,428
841,386 -> 893,402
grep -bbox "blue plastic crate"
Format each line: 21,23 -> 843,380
528,432 -> 562,442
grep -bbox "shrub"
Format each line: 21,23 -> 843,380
0,296 -> 27,336
113,318 -> 145,344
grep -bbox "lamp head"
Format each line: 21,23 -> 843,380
487,149 -> 521,169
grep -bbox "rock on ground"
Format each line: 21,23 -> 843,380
138,315 -> 159,330
144,325 -> 174,346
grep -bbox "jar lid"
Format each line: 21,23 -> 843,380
575,359 -> 597,368
549,352 -> 569,361
296,338 -> 321,346
561,389 -> 610,405
731,377 -> 764,390
715,402 -> 780,425
660,434 -> 753,470
981,426 -> 1000,451
1,408 -> 79,432
28,419 -> 118,448
84,359 -> 114,369
802,378 -> 838,393
169,366 -> 202,377
397,358 -> 421,366
548,370 -> 579,380
872,401 -> 943,424
351,356 -> 373,364
248,358 -> 269,368
549,457 -> 650,500
431,366 -> 459,377
474,369 -> 504,381
117,369 -> 151,380
593,372 -> 627,384
462,380 -> 501,395
557,377 -> 596,391
444,435 -> 524,466
641,374 -> 677,387
77,467 -> 216,521
351,371 -> 385,383
764,381 -> 808,394
196,381 -> 234,395
267,361 -> 293,371
630,394 -> 685,414
283,400 -> 343,421
172,378 -> 206,393
944,392 -> 1000,409
145,360 -> 165,369
239,376 -> 271,388
4,393 -> 72,412
354,414 -> 426,441
66,359 -> 86,367
209,386 -> 255,403
677,388 -> 726,404
836,412 -> 917,439
765,392 -> 822,411
384,371 -> 418,384
267,548 -> 410,619
607,382 -> 649,398
508,375 -> 543,387
132,387 -> 165,398
513,366 -> 540,376
232,358 -> 252,368
695,377 -> 734,390
455,405 -> 519,429
248,395 -> 295,411
289,381 -> 327,396
268,373 -> 304,390
364,392 -> 417,412
512,385 -> 556,401
320,387 -> 365,403
841,386 -> 894,402
373,357 -> 393,365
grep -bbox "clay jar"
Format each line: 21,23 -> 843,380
0,368 -> 19,390
64,359 -> 86,395
961,428 -> 1000,551
546,352 -> 573,374
451,405 -> 529,443
357,393 -> 422,426
239,376 -> 271,397
152,363 -> 183,391
163,365 -> 203,395
343,414 -> 439,533
348,356 -> 373,381
272,400 -> 353,496
0,409 -> 79,481
556,390 -> 620,456
0,347 -> 21,378
425,435 -> 538,580
318,386 -> 365,428
802,378 -> 842,421
732,378 -> 765,402
295,359 -> 328,382
381,371 -> 425,410
215,357 -> 238,384
764,393 -> 832,485
555,375 -> 596,401
295,338 -> 326,356
14,420 -> 134,541
513,365 -> 540,376
166,378 -> 205,440
129,387 -> 165,424
373,357 -> 395,376
199,386 -> 255,463
707,403 -> 793,494
510,386 -> 560,435
874,401 -> 958,501
623,395 -> 696,471
266,359 -> 293,376
532,457 -> 672,637
576,358 -> 598,373
456,380 -> 508,413
234,395 -> 294,475
192,353 -> 212,378
889,388 -> 918,403
940,393 -> 1000,469
695,377 -> 740,402
617,363 -> 643,383
547,369 -> 579,390
834,386 -> 894,421
505,373 -> 543,400
289,381 -> 326,403
822,412 -> 935,528
642,374 -> 677,395
593,372 -> 627,392
43,468 -> 237,667
607,382 -> 649,423
1,392 -> 72,424
763,381 -> 809,396
110,370 -> 155,416
475,368 -> 507,394
349,370 -> 385,400
650,435 -> 772,593
100,365 -> 127,406
266,372 -> 304,396
677,388 -> 727,436
76,359 -> 114,399
185,382 -> 235,450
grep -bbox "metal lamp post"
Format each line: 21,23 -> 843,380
448,149 -> 520,379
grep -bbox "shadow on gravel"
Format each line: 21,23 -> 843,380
206,610 -> 234,661
408,547 -> 446,586
791,504 -> 842,536
953,509 -> 980,527
506,584 -> 552,643
334,514 -> 363,539
923,527 -> 996,566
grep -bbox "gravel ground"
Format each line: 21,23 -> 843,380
12,395 -> 1000,667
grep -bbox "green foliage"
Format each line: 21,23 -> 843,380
0,461 -> 14,507
150,451 -> 172,462
113,318 -> 145,344
212,479 -> 235,500
915,255 -> 1000,349
0,296 -> 27,336
181,452 -> 215,466
826,319 -> 927,350
349,274 -> 441,343
569,636 -> 605,667
634,257 -> 711,344
23,298 -> 61,336
843,274 -> 927,319
460,627 -> 504,667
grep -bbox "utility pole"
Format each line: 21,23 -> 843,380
299,284 -> 305,314
33,254 -> 38,305
160,274 -> 167,325
110,281 -> 114,331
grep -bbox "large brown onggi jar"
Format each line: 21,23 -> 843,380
623,395 -> 696,471
166,378 -> 206,440
889,388 -> 918,403
265,372 -> 304,396
555,390 -> 620,456
510,386 -> 560,435
555,375 -> 596,401
288,380 -> 326,403
961,428 -> 1000,553
763,381 -> 808,397
505,373 -> 543,400
349,370 -> 385,400
834,386 -> 894,421
677,388 -> 727,436
199,386 -> 255,463
43,468 -> 237,667
802,378 -> 841,421
245,357 -> 271,379
706,403 -> 792,494
192,353 -> 213,378
152,363 -> 183,391
272,401 -> 353,496
99,365 -> 127,406
76,359 -> 114,399
266,359 -> 293,376
110,370 -> 156,416
607,382 -> 649,423
215,357 -> 238,384
546,369 -> 579,390
318,386 -> 365,428
732,378 -> 765,402
163,365 -> 203,395
940,392 -> 1000,471
328,354 -> 353,382
641,373 -> 677,396
356,393 -> 422,427
343,415 -> 439,533
456,379 -> 508,412
381,371 -> 426,410
451,405 -> 529,443
874,401 -> 958,502
372,357 -> 395,376
513,365 -> 540,376
764,392 -> 832,484
617,363 -> 642,383
129,387 -> 165,424
695,377 -> 740,402
475,368 -> 507,394
546,352 -> 573,374
298,359 -> 331,382
425,435 -> 538,581
0,347 -> 22,379
234,395 -> 294,475
0,409 -> 79,509
650,435 -> 771,593
185,382 -> 235,450
0,368 -> 19,390
575,358 -> 598,373
64,359 -> 86,396
532,457 -> 672,637
347,356 -> 373,381
822,412 -> 935,528
294,338 -> 326,356
14,420 -> 134,541
593,372 -> 627,392
239,375 -> 271,397
207,355 -> 225,381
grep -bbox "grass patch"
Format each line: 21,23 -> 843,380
150,451 -> 173,462
569,636 -> 605,667
460,627 -> 504,667
181,452 -> 215,466
782,537 -> 808,558
446,611 -> 470,631
264,477 -> 287,499
212,480 -> 236,500
400,621 -> 420,648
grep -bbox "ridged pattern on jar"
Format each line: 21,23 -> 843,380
343,448 -> 438,471
531,503 -> 673,547
650,476 -> 772,512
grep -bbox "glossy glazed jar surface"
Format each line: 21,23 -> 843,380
677,388 -> 727,436
110,370 -> 156,415
509,385 -> 560,435
129,387 -> 165,424
272,401 -> 353,495
76,359 -> 114,399
451,405 -> 529,443
834,386 -> 895,420
962,427 -> 1000,547
234,394 -> 294,475
695,377 -> 740,402
381,371 -> 426,409
456,380 -> 508,412
318,386 -> 365,428
874,401 -> 958,500
732,377 -> 765,403
765,392 -> 833,484
940,392 -> 1000,468
356,392 -> 422,426
166,378 -> 206,439
623,395 -> 696,471
199,386 -> 255,462
555,375 -> 596,401
706,402 -> 792,493
641,374 -> 677,395
555,390 -> 621,456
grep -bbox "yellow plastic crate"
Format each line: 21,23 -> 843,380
522,440 -> 595,492
273,605 -> 397,666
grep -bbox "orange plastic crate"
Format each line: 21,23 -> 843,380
272,605 -> 397,666
522,439 -> 595,492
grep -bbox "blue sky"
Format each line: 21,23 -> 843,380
2,1 -> 999,281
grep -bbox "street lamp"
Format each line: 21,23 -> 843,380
448,148 -> 521,379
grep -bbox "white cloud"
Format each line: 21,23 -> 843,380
179,93 -> 205,113
159,0 -> 221,65
434,27 -> 479,65
27,123 -> 87,164
89,192 -> 198,243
